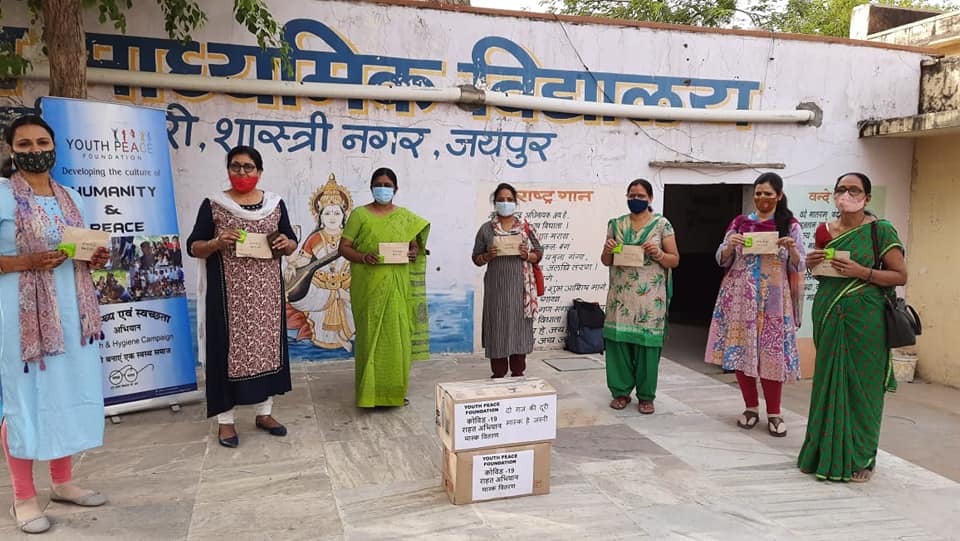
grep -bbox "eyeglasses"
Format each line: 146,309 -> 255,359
229,162 -> 258,174
834,186 -> 864,196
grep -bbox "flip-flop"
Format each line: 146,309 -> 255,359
638,400 -> 655,415
609,396 -> 631,410
737,410 -> 760,429
767,416 -> 787,437
850,469 -> 874,483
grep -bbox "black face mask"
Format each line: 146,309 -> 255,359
12,149 -> 56,174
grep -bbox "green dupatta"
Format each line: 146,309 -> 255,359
797,219 -> 903,481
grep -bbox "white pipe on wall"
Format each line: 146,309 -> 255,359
22,64 -> 816,125
485,91 -> 814,124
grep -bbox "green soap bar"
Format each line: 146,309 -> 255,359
58,243 -> 76,258
825,248 -> 836,259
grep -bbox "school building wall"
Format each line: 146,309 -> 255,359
1,0 -> 928,366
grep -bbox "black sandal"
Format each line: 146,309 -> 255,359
767,416 -> 787,437
737,410 -> 759,429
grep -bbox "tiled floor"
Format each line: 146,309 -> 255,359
1,352 -> 958,540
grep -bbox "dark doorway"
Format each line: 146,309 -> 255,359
662,183 -> 745,366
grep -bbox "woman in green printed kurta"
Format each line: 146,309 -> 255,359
601,179 -> 680,414
798,172 -> 907,483
339,168 -> 430,408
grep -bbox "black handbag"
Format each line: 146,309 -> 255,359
870,222 -> 922,348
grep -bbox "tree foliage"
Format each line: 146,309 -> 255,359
544,0 -> 959,36
546,0 -> 741,27
0,0 -> 289,79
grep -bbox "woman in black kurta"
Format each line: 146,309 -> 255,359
187,146 -> 297,448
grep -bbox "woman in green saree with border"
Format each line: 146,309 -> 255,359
339,168 -> 430,408
798,172 -> 907,483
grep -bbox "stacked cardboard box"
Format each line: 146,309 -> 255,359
435,377 -> 557,504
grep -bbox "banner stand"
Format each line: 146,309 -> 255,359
42,97 -> 202,417
104,389 -> 205,419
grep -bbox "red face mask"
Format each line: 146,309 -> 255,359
229,174 -> 259,194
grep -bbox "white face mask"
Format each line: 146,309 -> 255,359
495,201 -> 516,217
835,192 -> 866,213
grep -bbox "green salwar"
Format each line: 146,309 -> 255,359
797,220 -> 902,481
606,341 -> 661,401
344,206 -> 430,408
603,214 -> 674,401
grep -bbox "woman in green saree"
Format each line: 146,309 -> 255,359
601,179 -> 680,414
339,168 -> 430,408
798,172 -> 907,482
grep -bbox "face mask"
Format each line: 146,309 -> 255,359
754,197 -> 777,214
835,192 -> 866,213
495,201 -> 516,217
229,174 -> 259,194
372,186 -> 394,204
13,149 -> 56,174
628,199 -> 649,214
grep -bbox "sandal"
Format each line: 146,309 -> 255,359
737,410 -> 759,429
638,400 -> 655,415
851,464 -> 875,483
609,396 -> 631,410
767,416 -> 787,437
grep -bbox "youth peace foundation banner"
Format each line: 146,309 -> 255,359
41,97 -> 200,411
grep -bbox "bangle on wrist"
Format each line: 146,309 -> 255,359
867,269 -> 874,283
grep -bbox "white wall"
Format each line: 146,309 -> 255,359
1,0 -> 925,359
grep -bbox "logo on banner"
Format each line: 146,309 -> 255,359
66,125 -> 155,161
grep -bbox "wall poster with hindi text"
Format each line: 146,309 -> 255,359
473,184 -> 630,350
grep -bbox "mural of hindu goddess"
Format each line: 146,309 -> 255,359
285,174 -> 355,351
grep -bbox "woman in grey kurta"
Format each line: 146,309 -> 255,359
472,183 -> 543,378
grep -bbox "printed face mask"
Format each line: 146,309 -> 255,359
372,186 -> 395,204
13,149 -> 56,173
495,201 -> 516,217
229,174 -> 259,193
754,196 -> 777,214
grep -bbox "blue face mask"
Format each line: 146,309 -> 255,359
372,186 -> 394,204
495,201 -> 516,217
628,199 -> 649,214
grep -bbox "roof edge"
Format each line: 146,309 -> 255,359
352,0 -> 939,55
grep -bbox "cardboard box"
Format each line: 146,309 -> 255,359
436,377 -> 557,452
442,442 -> 551,505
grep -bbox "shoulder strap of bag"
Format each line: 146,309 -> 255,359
870,221 -> 882,270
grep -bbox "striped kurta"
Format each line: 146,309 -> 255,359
473,221 -> 542,359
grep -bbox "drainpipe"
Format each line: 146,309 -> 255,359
22,64 -> 817,125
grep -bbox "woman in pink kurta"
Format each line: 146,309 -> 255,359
705,173 -> 805,438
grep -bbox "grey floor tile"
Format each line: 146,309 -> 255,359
323,436 -> 440,490
187,494 -> 341,541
